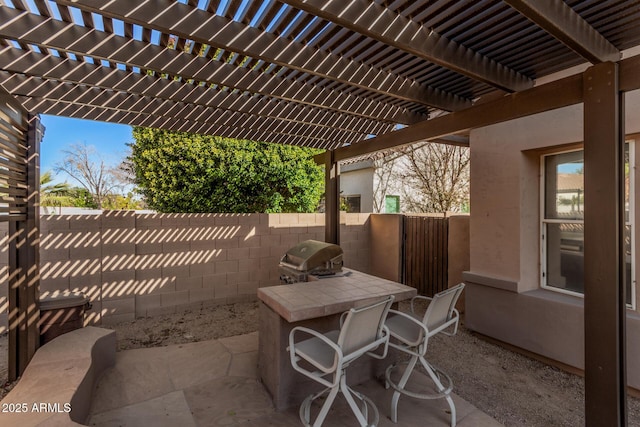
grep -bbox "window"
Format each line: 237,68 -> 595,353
541,145 -> 634,306
385,195 -> 400,213
341,195 -> 361,213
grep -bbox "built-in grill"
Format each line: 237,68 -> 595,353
279,240 -> 344,284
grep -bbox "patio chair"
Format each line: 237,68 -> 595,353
288,295 -> 395,427
384,283 -> 465,427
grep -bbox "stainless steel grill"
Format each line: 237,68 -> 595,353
279,240 -> 344,284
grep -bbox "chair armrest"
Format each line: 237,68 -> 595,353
288,326 -> 343,388
366,324 -> 391,360
339,310 -> 348,328
386,309 -> 430,347
289,326 -> 343,370
439,308 -> 461,336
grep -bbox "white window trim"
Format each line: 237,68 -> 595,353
540,144 -> 636,310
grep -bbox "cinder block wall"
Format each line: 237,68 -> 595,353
2,211 -> 371,328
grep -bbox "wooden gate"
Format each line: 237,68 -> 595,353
403,215 -> 449,296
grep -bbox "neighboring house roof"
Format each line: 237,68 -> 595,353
557,173 -> 584,192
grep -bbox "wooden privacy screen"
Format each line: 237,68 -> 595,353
0,95 -> 28,221
403,215 -> 449,297
0,91 -> 42,380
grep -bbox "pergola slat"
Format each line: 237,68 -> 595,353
0,47 -> 402,133
0,27 -> 426,127
281,0 -> 532,93
0,72 -> 381,143
15,96 -> 368,149
52,0 -> 471,112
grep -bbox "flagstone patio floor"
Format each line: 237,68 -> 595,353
87,331 -> 502,426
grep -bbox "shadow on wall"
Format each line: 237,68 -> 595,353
0,212 -> 373,330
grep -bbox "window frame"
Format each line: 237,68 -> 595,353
539,143 -> 636,310
384,195 -> 400,213
341,194 -> 361,213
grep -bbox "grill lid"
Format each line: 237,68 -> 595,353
280,240 -> 343,273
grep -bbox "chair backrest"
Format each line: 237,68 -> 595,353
422,283 -> 465,332
338,295 -> 394,358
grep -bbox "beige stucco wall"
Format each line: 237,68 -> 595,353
369,214 -> 403,282
0,212 -> 371,330
448,215 -> 469,312
465,88 -> 640,389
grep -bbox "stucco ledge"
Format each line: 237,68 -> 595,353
462,271 -> 518,293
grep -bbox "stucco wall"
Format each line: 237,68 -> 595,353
339,166 -> 375,212
465,88 -> 640,388
0,212 -> 371,330
369,214 -> 403,281
448,215 -> 469,312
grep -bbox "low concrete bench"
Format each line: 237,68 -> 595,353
0,326 -> 116,426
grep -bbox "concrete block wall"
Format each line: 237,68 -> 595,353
340,212 -> 372,273
5,211 -> 371,329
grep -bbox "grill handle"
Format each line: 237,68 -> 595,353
280,261 -> 303,271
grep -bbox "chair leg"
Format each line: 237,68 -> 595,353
419,357 -> 456,427
387,355 -> 456,426
341,380 -> 368,426
314,386 -> 340,427
299,385 -> 340,427
390,355 -> 419,423
300,376 -> 380,427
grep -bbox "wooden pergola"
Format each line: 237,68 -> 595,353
1,1 -> 640,424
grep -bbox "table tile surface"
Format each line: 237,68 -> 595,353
257,269 -> 417,322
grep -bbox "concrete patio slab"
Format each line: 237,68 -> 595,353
90,349 -> 175,414
165,340 -> 231,390
184,376 -> 274,426
219,331 -> 259,354
88,333 -> 503,427
89,390 -> 196,427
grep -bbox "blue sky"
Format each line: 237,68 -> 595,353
40,115 -> 133,183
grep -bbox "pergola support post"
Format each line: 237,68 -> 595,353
583,61 -> 627,426
324,150 -> 339,245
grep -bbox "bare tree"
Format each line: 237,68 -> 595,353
399,142 -> 470,213
371,149 -> 409,213
55,142 -> 123,209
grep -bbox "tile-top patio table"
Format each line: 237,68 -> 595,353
257,268 -> 416,410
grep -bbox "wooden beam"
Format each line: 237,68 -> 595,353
504,0 -> 620,64
324,151 -> 339,245
619,53 -> 640,93
333,53 -> 640,162
583,61 -> 627,426
334,73 -> 583,161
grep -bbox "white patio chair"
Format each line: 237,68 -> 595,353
384,283 -> 465,427
288,295 -> 395,427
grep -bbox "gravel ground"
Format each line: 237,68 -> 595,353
1,300 -> 639,426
